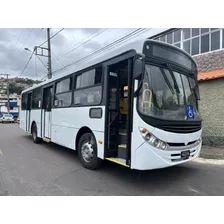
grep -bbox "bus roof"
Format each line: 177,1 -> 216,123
22,28 -> 170,93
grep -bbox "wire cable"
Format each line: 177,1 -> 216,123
51,50 -> 66,68
58,28 -> 102,57
36,55 -> 48,70
19,50 -> 35,77
20,28 -> 34,52
35,55 -> 38,79
39,28 -> 64,47
59,29 -> 107,58
53,28 -> 147,74
14,29 -> 24,49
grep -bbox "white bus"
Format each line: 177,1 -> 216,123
20,34 -> 202,170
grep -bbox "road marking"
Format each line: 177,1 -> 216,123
0,149 -> 3,156
193,157 -> 224,165
188,186 -> 200,194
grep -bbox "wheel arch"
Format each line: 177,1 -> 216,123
75,126 -> 94,151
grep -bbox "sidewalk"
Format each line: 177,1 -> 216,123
199,145 -> 224,160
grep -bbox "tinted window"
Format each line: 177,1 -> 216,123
56,77 -> 71,93
21,93 -> 27,110
174,29 -> 181,43
183,40 -> 191,54
74,86 -> 102,106
211,31 -> 220,51
167,32 -> 173,44
75,67 -> 102,89
192,37 -> 199,55
32,88 -> 41,109
201,34 -> 209,53
192,28 -> 199,37
160,35 -> 166,42
223,29 -> 224,48
54,92 -> 72,107
183,28 -> 190,39
201,28 -> 209,34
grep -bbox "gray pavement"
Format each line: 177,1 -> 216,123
1,123 -> 224,196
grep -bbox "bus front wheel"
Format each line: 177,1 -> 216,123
78,133 -> 102,170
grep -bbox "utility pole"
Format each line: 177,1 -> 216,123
47,28 -> 52,79
0,74 -> 10,114
32,28 -> 52,79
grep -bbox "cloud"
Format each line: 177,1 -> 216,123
0,28 -> 136,79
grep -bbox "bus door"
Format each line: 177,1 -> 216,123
103,52 -> 135,166
42,86 -> 53,139
26,92 -> 32,132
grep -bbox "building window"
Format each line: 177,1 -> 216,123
153,28 -> 223,56
201,34 -> 209,53
211,31 -> 220,51
192,37 -> 199,55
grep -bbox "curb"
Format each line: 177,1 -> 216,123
193,157 -> 224,165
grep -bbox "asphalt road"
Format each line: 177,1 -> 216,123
1,123 -> 224,196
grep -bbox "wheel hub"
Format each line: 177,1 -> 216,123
81,142 -> 94,163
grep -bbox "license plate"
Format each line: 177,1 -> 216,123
181,150 -> 190,159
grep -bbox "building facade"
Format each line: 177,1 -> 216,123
150,28 -> 224,146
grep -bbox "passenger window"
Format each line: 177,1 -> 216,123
56,77 -> 72,93
75,67 -> 102,89
54,77 -> 72,108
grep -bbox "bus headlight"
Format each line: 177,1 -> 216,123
139,127 -> 167,150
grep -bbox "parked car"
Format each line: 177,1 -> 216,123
0,114 -> 15,123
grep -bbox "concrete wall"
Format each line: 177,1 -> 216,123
194,50 -> 224,72
199,78 -> 224,146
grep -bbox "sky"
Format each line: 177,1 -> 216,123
0,28 -> 138,80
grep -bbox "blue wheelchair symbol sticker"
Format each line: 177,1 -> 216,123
186,105 -> 194,119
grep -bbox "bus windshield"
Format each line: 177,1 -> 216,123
138,64 -> 201,121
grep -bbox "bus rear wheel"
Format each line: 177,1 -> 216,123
32,123 -> 41,144
78,133 -> 102,170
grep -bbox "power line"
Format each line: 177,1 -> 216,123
53,28 -> 146,74
58,28 -> 103,57
36,55 -> 48,70
19,50 -> 35,77
35,54 -> 38,79
14,29 -> 24,49
59,29 -> 107,59
39,28 -> 64,47
28,28 -> 44,49
51,50 -> 66,68
20,28 -> 34,52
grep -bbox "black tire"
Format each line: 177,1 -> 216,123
78,132 -> 102,170
32,123 -> 41,144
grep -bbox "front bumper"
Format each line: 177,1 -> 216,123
132,141 -> 202,170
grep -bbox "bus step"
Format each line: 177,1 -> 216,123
118,134 -> 127,145
105,157 -> 129,168
118,144 -> 127,159
43,137 -> 51,143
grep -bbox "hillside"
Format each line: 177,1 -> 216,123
0,77 -> 42,95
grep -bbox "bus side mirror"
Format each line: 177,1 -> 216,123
133,55 -> 145,80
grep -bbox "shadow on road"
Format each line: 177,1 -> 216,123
23,134 -> 200,194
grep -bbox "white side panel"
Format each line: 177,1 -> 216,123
26,110 -> 31,132
44,111 -> 51,138
29,110 -> 42,137
51,106 -> 105,159
19,110 -> 26,131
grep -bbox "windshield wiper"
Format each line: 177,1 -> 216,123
159,67 -> 175,94
164,63 -> 180,94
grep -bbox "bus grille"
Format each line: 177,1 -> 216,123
161,124 -> 201,133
